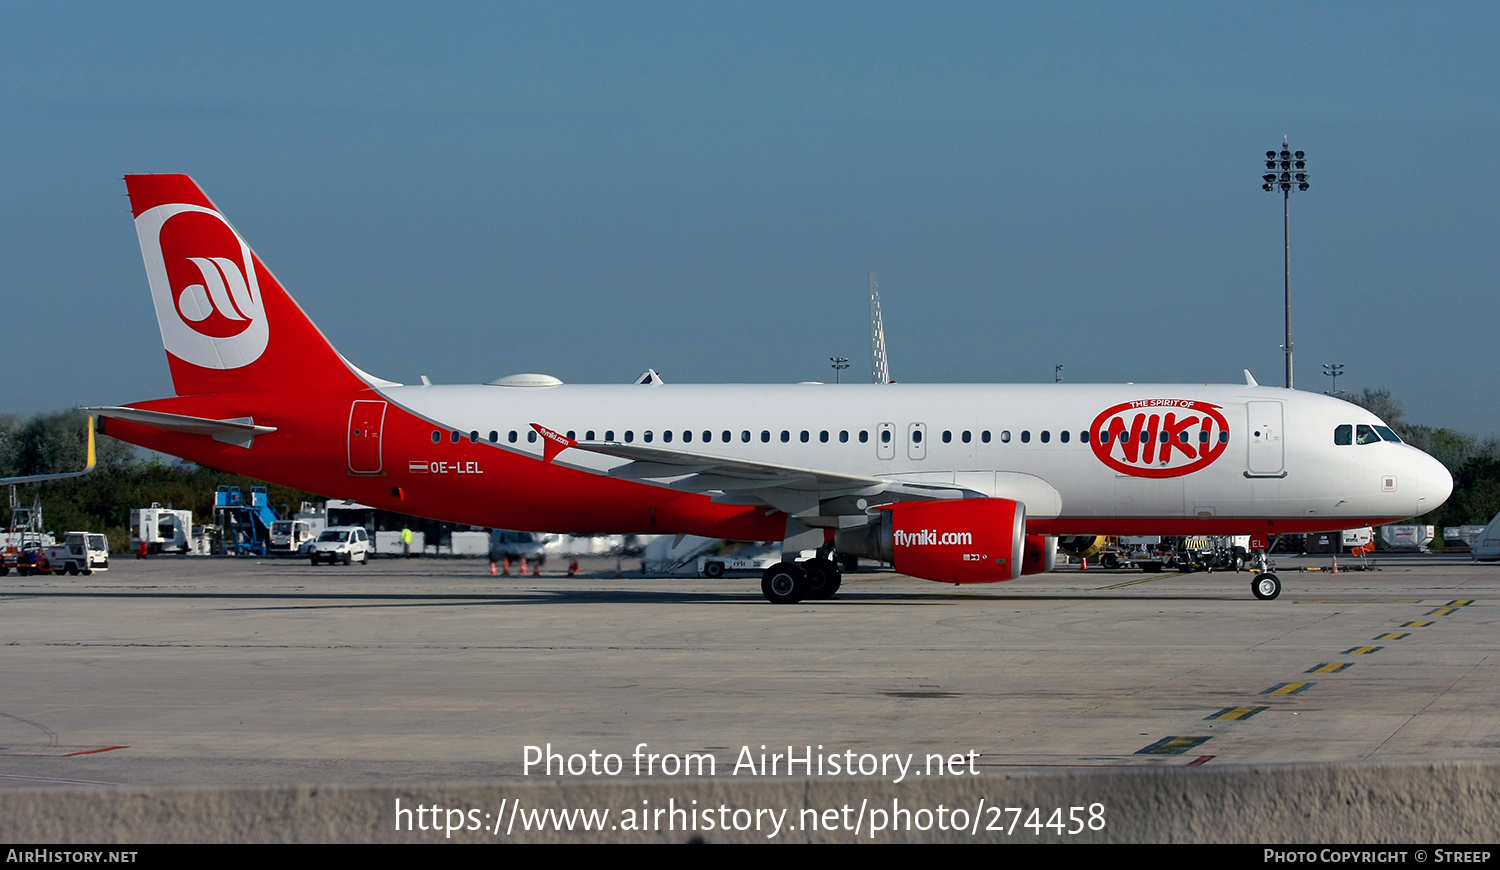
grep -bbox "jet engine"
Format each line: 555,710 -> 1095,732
1056,535 -> 1106,560
1022,535 -> 1057,575
834,498 -> 1025,584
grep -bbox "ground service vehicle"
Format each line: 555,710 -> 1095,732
309,526 -> 371,565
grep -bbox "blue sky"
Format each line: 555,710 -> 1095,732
3,3 -> 1496,434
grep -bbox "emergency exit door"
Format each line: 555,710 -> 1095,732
348,400 -> 387,475
1246,400 -> 1284,475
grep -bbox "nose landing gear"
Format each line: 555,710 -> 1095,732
1252,572 -> 1282,600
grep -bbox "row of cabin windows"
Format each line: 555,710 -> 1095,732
1333,423 -> 1402,446
430,427 -> 1233,446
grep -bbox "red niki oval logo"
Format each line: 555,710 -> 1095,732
1089,400 -> 1231,478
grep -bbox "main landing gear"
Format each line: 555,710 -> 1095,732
761,556 -> 843,604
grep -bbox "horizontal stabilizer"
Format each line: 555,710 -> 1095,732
83,405 -> 276,449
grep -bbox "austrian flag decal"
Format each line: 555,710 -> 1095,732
1090,400 -> 1231,478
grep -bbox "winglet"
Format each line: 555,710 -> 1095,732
0,414 -> 97,485
530,423 -> 577,464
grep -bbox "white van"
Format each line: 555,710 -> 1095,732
309,526 -> 371,565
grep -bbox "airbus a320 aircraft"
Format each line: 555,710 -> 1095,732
89,175 -> 1453,603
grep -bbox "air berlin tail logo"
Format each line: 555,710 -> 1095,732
135,203 -> 269,370
1090,400 -> 1230,478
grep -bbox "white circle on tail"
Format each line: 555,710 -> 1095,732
134,203 -> 269,370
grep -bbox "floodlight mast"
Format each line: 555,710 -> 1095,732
1261,136 -> 1310,389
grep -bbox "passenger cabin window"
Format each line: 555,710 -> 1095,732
800,430 -> 810,443
1356,424 -> 1380,445
431,430 -> 441,443
761,430 -> 771,443
662,430 -> 672,443
942,430 -> 952,443
450,431 -> 461,443
1040,430 -> 1050,443
605,430 -> 615,441
1334,424 -> 1353,446
741,430 -> 751,443
880,430 -> 891,444
912,430 -> 923,444
962,431 -> 971,443
780,430 -> 790,443
1060,430 -> 1070,443
586,430 -> 596,441
820,430 -> 830,443
840,431 -> 849,443
469,430 -> 479,443
859,431 -> 869,443
508,431 -> 518,443
488,431 -> 499,443
1080,430 -> 1088,443
527,431 -> 537,443
624,431 -> 634,443
1021,431 -> 1031,443
643,430 -> 654,443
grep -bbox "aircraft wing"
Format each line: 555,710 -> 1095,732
0,416 -> 96,485
84,406 -> 277,449
575,440 -> 886,494
535,423 -> 1008,518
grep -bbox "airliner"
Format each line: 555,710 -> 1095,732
88,174 -> 1453,603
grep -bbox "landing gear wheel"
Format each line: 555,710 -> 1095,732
1252,572 -> 1282,600
761,561 -> 806,604
703,561 -> 725,579
801,558 -> 842,600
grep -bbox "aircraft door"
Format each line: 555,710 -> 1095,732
1246,400 -> 1285,475
348,399 -> 387,475
877,422 -> 895,460
907,423 -> 927,460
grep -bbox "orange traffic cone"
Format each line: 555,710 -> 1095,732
519,557 -> 529,576
503,555 -> 511,575
568,557 -> 579,576
489,560 -> 497,576
1080,557 -> 1088,571
1331,554 -> 1340,574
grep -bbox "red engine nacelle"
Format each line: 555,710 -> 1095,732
1021,535 -> 1057,576
834,498 -> 1026,584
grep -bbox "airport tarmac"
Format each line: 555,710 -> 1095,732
3,551 -> 1498,792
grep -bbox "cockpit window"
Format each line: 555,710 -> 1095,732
1374,425 -> 1402,443
1355,424 -> 1381,445
1334,424 -> 1353,446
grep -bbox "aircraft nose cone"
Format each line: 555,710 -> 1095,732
1413,450 -> 1454,515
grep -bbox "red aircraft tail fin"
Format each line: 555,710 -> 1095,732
124,174 -> 367,397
